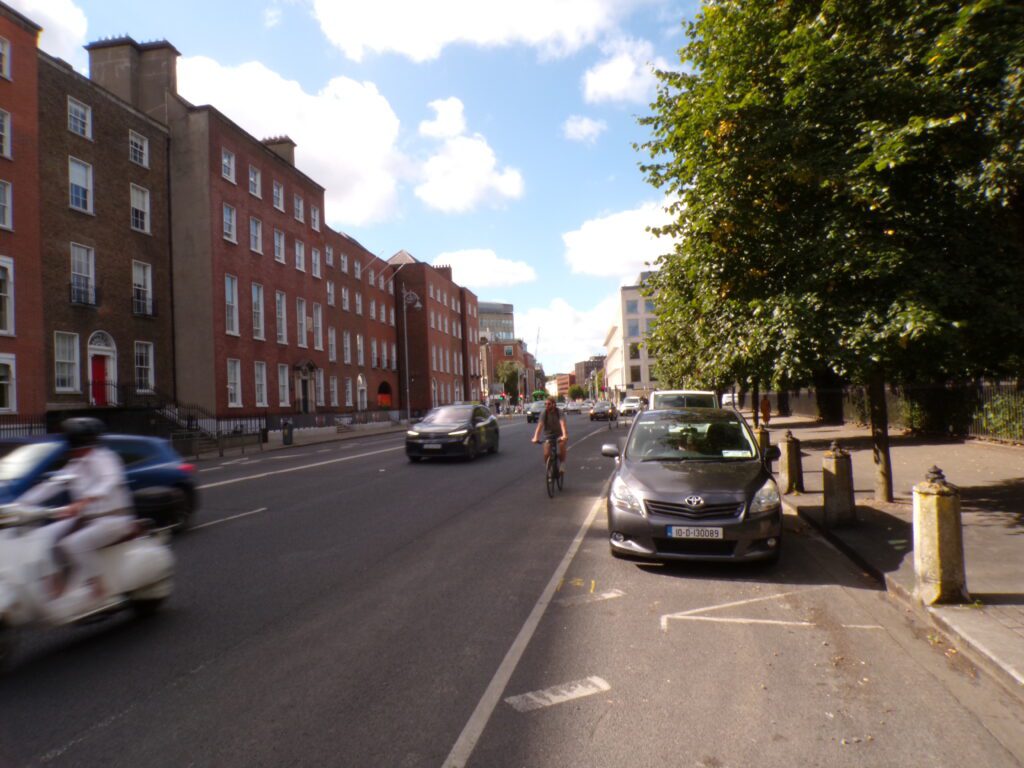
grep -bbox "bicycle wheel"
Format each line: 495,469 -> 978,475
556,455 -> 564,491
546,456 -> 556,498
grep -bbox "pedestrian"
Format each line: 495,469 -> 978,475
760,394 -> 771,426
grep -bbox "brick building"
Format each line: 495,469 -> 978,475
483,338 -> 536,405
39,49 -> 174,414
0,5 -> 46,416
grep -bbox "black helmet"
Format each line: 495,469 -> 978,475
62,417 -> 105,449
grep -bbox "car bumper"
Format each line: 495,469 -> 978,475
406,438 -> 473,458
606,501 -> 782,561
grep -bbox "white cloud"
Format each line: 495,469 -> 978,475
583,38 -> 668,104
263,7 -> 282,28
178,56 -> 403,227
518,294 -> 620,374
416,133 -> 524,214
311,0 -> 648,63
563,115 -> 607,144
431,249 -> 536,289
563,200 -> 675,279
7,0 -> 88,71
419,97 -> 467,139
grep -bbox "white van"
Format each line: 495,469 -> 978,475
649,390 -> 719,410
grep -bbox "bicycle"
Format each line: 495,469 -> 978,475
543,435 -> 564,498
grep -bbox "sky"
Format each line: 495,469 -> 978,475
10,0 -> 699,374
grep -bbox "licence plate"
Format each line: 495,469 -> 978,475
423,443 -> 442,450
667,526 -> 723,540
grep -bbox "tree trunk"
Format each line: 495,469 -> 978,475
751,380 -> 760,428
777,390 -> 791,417
867,368 -> 894,502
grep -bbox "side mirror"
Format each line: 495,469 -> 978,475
601,443 -> 620,458
765,445 -> 781,461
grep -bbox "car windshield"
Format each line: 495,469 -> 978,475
653,393 -> 716,409
421,406 -> 473,424
0,442 -> 61,482
626,413 -> 757,462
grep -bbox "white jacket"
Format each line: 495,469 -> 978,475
20,445 -> 132,518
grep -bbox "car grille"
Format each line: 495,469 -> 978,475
644,499 -> 744,520
654,538 -> 737,557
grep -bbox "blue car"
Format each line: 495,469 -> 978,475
0,434 -> 199,531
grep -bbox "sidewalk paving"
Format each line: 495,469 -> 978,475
765,413 -> 1024,703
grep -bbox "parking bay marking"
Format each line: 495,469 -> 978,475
554,588 -> 625,607
505,676 -> 611,713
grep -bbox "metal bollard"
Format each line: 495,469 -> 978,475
779,431 -> 804,494
913,466 -> 969,605
822,441 -> 855,527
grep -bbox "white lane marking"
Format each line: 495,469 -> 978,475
220,458 -> 250,466
317,448 -> 331,453
191,507 -> 267,531
441,491 -> 606,768
672,616 -> 815,628
555,589 -> 625,607
198,466 -> 224,473
504,676 -> 610,713
197,446 -> 402,490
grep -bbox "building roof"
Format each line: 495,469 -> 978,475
0,3 -> 42,32
85,35 -> 181,56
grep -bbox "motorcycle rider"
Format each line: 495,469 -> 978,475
19,418 -> 134,603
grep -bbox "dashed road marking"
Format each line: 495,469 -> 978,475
198,446 -> 402,490
555,588 -> 624,607
191,507 -> 267,531
504,676 -> 610,713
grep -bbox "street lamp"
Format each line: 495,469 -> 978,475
401,286 -> 422,422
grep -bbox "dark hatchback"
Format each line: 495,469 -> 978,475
603,409 -> 782,563
406,405 -> 500,461
0,434 -> 199,531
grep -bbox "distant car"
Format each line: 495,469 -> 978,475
721,393 -> 738,408
650,390 -> 719,410
526,401 -> 546,423
566,402 -> 582,414
602,408 -> 782,563
0,434 -> 199,531
406,404 -> 499,461
590,402 -> 617,421
619,397 -> 643,417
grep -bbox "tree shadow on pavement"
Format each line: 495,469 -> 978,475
959,477 -> 1024,534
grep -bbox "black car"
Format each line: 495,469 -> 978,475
406,405 -> 500,461
590,401 -> 618,421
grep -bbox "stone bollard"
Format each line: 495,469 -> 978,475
756,426 -> 770,456
822,441 -> 855,527
913,466 -> 969,605
779,431 -> 804,494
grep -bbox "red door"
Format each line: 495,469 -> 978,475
91,356 -> 108,406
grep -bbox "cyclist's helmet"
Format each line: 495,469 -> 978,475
62,417 -> 105,449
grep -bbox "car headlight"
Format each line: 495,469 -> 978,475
610,475 -> 644,517
449,429 -> 468,436
750,478 -> 781,516
407,430 -> 420,437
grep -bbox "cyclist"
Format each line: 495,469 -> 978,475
531,397 -> 568,477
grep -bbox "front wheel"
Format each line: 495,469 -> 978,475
556,462 -> 564,491
545,458 -> 556,498
408,455 -> 422,463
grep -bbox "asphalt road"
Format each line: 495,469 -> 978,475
0,414 -> 1022,768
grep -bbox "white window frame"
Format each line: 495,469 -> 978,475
392,343 -> 398,371
67,97 -> 92,139
273,228 -> 285,263
131,260 -> 153,316
129,130 -> 148,167
0,109 -> 11,159
252,282 -> 265,340
343,331 -> 352,364
296,297 -> 307,348
315,369 -> 325,406
371,338 -> 378,368
130,184 -> 150,234
248,165 -> 262,198
70,242 -> 95,305
328,326 -> 337,362
0,181 -> 11,230
254,361 -> 268,407
0,257 -> 13,335
54,331 -> 80,393
341,287 -> 350,311
355,292 -> 362,315
340,252 -> 348,273
354,260 -> 361,280
227,358 -> 242,407
390,307 -> 395,326
68,157 -> 93,214
134,341 -> 155,393
330,375 -> 338,407
311,205 -> 320,232
345,377 -> 353,407
370,299 -> 376,322
295,241 -> 305,272
249,217 -> 263,254
225,274 -> 239,335
0,37 -> 9,80
221,148 -> 236,183
313,302 -> 323,350
273,180 -> 284,211
293,193 -> 304,222
0,353 -> 16,413
275,290 -> 288,344
312,248 -> 321,278
223,203 -> 237,243
278,363 -> 290,405
327,281 -> 335,307
325,245 -> 334,267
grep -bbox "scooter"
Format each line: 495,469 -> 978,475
0,501 -> 175,670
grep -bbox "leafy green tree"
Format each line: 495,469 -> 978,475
495,361 -> 522,404
568,384 -> 587,401
639,0 -> 1024,500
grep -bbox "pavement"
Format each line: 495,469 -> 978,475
763,412 -> 1024,704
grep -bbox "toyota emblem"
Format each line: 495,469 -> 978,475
684,495 -> 704,507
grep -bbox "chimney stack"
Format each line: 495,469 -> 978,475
262,136 -> 296,166
85,36 -> 180,123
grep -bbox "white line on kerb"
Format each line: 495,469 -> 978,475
191,507 -> 267,531
197,446 -> 402,490
504,676 -> 610,713
440,491 -> 607,768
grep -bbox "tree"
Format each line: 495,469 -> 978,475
568,384 -> 587,401
639,0 -> 1024,500
495,361 -> 522,404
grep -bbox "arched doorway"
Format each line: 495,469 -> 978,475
87,331 -> 117,406
293,360 -> 318,414
356,375 -> 368,411
377,381 -> 393,408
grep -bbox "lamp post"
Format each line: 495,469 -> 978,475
401,286 -> 422,422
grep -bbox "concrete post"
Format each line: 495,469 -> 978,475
779,430 -> 804,494
822,441 -> 855,527
756,426 -> 770,456
913,466 -> 969,605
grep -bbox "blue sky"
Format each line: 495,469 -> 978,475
13,0 -> 700,373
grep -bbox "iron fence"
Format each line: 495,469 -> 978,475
0,414 -> 47,439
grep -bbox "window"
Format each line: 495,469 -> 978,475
625,299 -> 638,315
392,343 -> 397,371
276,291 -> 287,343
0,355 -> 15,412
430,310 -> 435,329
252,283 -> 265,339
0,181 -> 10,229
355,292 -> 362,315
630,365 -> 642,386
311,205 -> 320,231
225,274 -> 239,335
389,281 -> 394,296
295,241 -> 305,272
378,274 -> 384,290
130,184 -> 150,233
504,345 -> 513,357
223,204 -> 237,242
353,260 -> 361,280
227,359 -> 242,406
432,346 -> 437,371
0,110 -> 10,158
132,260 -> 153,316
328,327 -> 336,362
249,217 -> 263,253
330,376 -> 338,407
312,248 -> 321,278
273,181 -> 284,210
278,363 -> 290,405
370,299 -> 376,321
341,286 -> 350,311
55,332 -> 80,392
315,369 -> 325,406
296,297 -> 307,347
356,335 -> 364,366
134,341 -> 154,392
629,342 -> 641,360
429,285 -> 434,299
254,361 -> 268,406
0,38 -> 9,80
327,281 -> 335,306
221,149 -> 235,182
325,246 -> 334,267
313,303 -> 323,350
626,319 -> 640,337
293,193 -> 304,222
70,243 -> 95,304
380,304 -> 386,323
368,268 -> 375,286
129,130 -> 148,167
345,377 -> 353,407
69,157 -> 93,213
371,339 -> 378,368
67,97 -> 92,139
340,252 -> 348,273
273,229 -> 285,262
248,165 -> 261,197
0,257 -> 13,334
645,299 -> 656,314
390,307 -> 395,326
381,341 -> 387,369
343,331 -> 351,364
